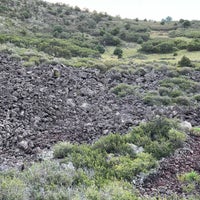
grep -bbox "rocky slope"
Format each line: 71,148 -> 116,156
0,53 -> 199,171
139,134 -> 200,197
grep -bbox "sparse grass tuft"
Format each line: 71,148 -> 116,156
110,83 -> 138,97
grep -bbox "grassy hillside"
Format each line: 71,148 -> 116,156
0,0 -> 199,69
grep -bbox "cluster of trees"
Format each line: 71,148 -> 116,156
160,16 -> 173,25
140,39 -> 177,53
140,38 -> 200,54
0,34 -> 102,58
187,39 -> 200,51
179,19 -> 191,28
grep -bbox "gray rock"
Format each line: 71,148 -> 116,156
180,121 -> 192,131
18,140 -> 29,151
128,143 -> 144,154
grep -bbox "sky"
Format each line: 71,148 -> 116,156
45,0 -> 200,21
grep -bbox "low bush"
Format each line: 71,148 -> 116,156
173,96 -> 190,106
0,117 -> 189,199
169,29 -> 200,39
0,34 -> 100,59
143,95 -> 172,106
174,39 -> 188,50
177,171 -> 200,193
113,47 -> 123,58
140,39 -> 181,54
101,33 -> 121,46
110,83 -> 137,97
187,39 -> 200,51
54,142 -> 75,158
93,134 -> 139,159
178,56 -> 193,67
99,181 -> 138,200
178,67 -> 194,75
170,89 -> 182,98
0,175 -> 27,200
158,87 -> 171,96
191,127 -> 200,137
109,153 -> 157,181
127,118 -> 186,159
160,77 -> 199,94
119,31 -> 150,43
0,161 -> 77,200
193,94 -> 200,102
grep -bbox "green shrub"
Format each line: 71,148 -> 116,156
170,89 -> 182,98
187,39 -> 200,51
156,42 -> 176,53
21,161 -> 75,199
95,44 -> 105,53
92,133 -> 134,157
177,171 -> 200,193
158,87 -> 171,96
0,176 -> 27,200
99,181 -> 138,200
191,127 -> 200,136
174,39 -> 188,49
178,56 -> 193,67
173,96 -> 190,106
111,83 -> 137,97
128,118 -> 186,159
137,37 -> 144,44
168,129 -> 187,147
182,20 -> 191,28
85,185 -> 101,200
53,142 -> 75,158
194,94 -> 200,102
101,33 -> 121,46
113,47 -> 123,58
53,25 -> 63,33
22,61 -> 35,67
63,145 -> 107,170
0,34 -> 99,59
143,95 -> 172,106
178,67 -> 194,75
178,171 -> 200,183
120,32 -> 150,43
109,153 -> 157,181
160,77 -> 199,93
140,39 -> 178,53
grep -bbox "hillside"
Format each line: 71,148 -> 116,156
0,0 -> 200,199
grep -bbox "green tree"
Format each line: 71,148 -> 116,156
95,44 -> 105,54
160,19 -> 165,25
165,16 -> 172,22
113,47 -> 123,58
183,20 -> 191,28
178,56 -> 192,67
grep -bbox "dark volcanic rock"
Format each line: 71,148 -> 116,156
139,135 -> 200,197
0,53 -> 199,169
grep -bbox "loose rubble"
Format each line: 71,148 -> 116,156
139,135 -> 200,197
0,53 -> 200,195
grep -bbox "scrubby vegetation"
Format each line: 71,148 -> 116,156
1,0 -> 200,199
0,118 -> 188,199
110,83 -> 138,97
143,76 -> 200,106
0,0 -> 199,69
177,171 -> 200,193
